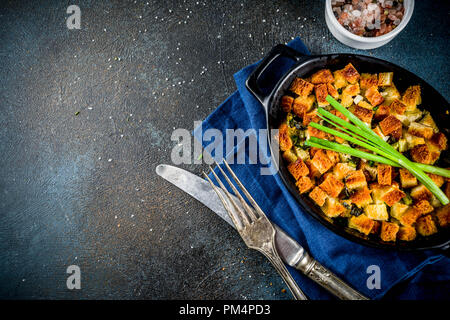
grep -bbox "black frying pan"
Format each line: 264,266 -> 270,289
246,44 -> 450,251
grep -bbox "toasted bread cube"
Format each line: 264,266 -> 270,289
357,100 -> 373,110
342,83 -> 360,97
282,149 -> 298,163
326,83 -> 339,99
315,83 -> 329,107
311,69 -> 334,84
420,113 -> 438,132
377,164 -> 392,186
410,144 -> 432,164
390,203 -> 410,221
402,85 -> 421,111
380,221 -> 399,242
306,159 -> 322,179
333,163 -> 356,180
322,197 -> 346,217
414,200 -> 434,215
436,204 -> 450,227
370,220 -> 381,235
289,78 -> 314,96
280,95 -> 294,113
296,176 -> 314,194
427,173 -> 444,188
307,126 -> 328,140
340,94 -> 354,108
373,126 -> 387,140
374,104 -> 391,121
398,207 -> 420,226
352,105 -> 373,124
379,115 -> 402,136
287,159 -> 309,180
311,149 -> 333,174
430,132 -> 448,151
292,95 -> 315,117
416,215 -> 437,236
365,203 -> 389,221
333,70 -> 348,89
360,73 -> 378,89
378,72 -> 393,86
365,86 -> 384,107
382,188 -> 406,207
390,99 -> 407,115
408,122 -> 434,139
303,109 -> 321,126
278,123 -> 292,152
397,225 -> 416,241
309,186 -> 328,206
371,183 -> 391,203
399,168 -> 418,188
345,170 -> 367,190
319,174 -> 344,198
341,63 -> 360,84
410,184 -> 433,202
350,187 -> 372,207
348,215 -> 375,235
383,84 -> 401,105
325,150 -> 340,166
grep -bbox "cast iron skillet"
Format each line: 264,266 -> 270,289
246,44 -> 450,252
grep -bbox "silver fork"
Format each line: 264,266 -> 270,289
203,159 -> 308,300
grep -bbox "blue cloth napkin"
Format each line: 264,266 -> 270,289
193,38 -> 449,300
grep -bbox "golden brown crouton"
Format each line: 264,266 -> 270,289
410,184 -> 433,202
280,95 -> 294,113
309,186 -> 328,206
322,197 -> 346,217
289,77 -> 314,96
333,69 -> 348,89
399,207 -> 421,226
345,170 -> 367,190
307,126 -> 328,140
327,83 -> 339,99
416,215 -> 438,236
311,69 -> 334,84
306,159 -> 322,179
282,150 -> 297,163
350,187 -> 372,207
352,105 -> 374,124
380,221 -> 399,242
399,168 -> 418,188
314,83 -> 329,107
287,159 -> 309,180
319,174 -> 344,198
341,63 -> 360,84
311,149 -> 334,174
402,85 -> 421,111
325,150 -> 340,166
302,110 -> 321,126
410,144 -> 432,164
296,176 -> 314,194
348,215 -> 375,235
374,104 -> 391,121
278,123 -> 292,152
360,73 -> 378,89
342,83 -> 360,97
427,173 -> 444,188
408,122 -> 434,139
365,86 -> 384,106
430,132 -> 448,151
414,200 -> 434,215
292,95 -> 315,117
436,204 -> 450,227
333,163 -> 356,180
378,72 -> 393,86
371,220 -> 381,234
377,164 -> 392,186
381,188 -> 406,207
379,115 -> 402,137
389,99 -> 407,115
365,203 -> 389,220
397,225 -> 417,241
390,203 -> 409,220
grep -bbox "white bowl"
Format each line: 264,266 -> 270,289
325,0 -> 414,50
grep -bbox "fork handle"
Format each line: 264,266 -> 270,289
265,251 -> 308,300
296,252 -> 369,300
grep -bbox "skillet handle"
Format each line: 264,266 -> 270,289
245,44 -> 309,109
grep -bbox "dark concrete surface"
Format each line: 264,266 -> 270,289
0,0 -> 448,299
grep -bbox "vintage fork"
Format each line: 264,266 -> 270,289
203,159 -> 308,300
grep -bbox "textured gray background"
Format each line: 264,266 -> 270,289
0,0 -> 448,299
